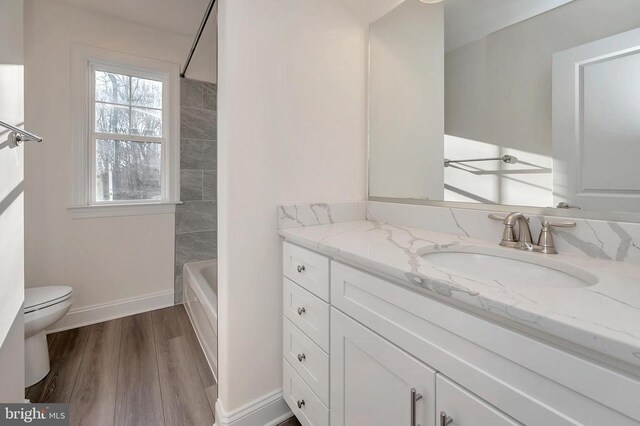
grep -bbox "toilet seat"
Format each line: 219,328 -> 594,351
25,286 -> 73,314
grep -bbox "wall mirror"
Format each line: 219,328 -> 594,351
368,0 -> 640,219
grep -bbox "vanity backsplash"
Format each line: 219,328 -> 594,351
278,202 -> 366,230
278,201 -> 640,267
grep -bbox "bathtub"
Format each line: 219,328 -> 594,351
183,260 -> 217,378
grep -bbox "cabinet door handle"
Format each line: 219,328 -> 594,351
297,353 -> 306,362
297,265 -> 306,273
297,307 -> 306,315
297,399 -> 305,409
410,388 -> 423,426
440,411 -> 453,426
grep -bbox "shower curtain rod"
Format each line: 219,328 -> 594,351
181,0 -> 217,78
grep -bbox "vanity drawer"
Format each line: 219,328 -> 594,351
283,242 -> 330,302
283,316 -> 330,406
283,277 -> 330,352
284,359 -> 329,426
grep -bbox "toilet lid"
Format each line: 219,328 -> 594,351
25,286 -> 73,314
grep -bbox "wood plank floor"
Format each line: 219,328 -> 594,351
26,306 -> 215,426
26,305 -> 302,426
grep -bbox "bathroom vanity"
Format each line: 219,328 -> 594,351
279,2 -> 640,424
278,206 -> 640,426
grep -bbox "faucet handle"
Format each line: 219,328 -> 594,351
488,214 -> 517,244
541,220 -> 576,229
537,220 -> 575,254
488,213 -> 530,224
488,213 -> 507,222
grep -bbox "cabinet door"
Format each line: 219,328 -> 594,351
436,375 -> 521,426
331,308 -> 436,426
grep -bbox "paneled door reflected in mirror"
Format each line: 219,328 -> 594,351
368,0 -> 640,215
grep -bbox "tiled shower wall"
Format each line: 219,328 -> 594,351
175,78 -> 217,303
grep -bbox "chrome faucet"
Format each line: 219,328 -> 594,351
489,213 -> 575,254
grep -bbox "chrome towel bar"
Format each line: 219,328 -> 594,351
444,154 -> 517,167
0,119 -> 43,147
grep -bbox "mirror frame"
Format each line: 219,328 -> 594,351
367,196 -> 640,223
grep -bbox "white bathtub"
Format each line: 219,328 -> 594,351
183,260 -> 217,377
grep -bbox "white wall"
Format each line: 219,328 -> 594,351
444,0 -> 573,52
0,312 -> 24,402
366,0 -> 407,22
0,0 -> 25,401
217,0 -> 374,416
187,5 -> 218,84
368,0 -> 444,200
51,0 -> 217,83
23,0 -> 215,315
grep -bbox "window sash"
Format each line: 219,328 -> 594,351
90,137 -> 166,205
95,100 -> 163,112
93,132 -> 163,144
89,63 -> 169,205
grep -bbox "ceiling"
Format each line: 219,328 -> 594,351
55,0 -> 211,36
445,0 -> 574,51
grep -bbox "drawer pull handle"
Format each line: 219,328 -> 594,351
297,399 -> 305,409
297,353 -> 306,362
297,307 -> 306,315
297,265 -> 306,273
440,411 -> 453,426
410,388 -> 423,426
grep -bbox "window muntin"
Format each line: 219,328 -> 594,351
90,66 -> 167,203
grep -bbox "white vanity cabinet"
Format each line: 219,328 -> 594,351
329,296 -> 520,426
329,307 -> 521,426
281,242 -> 640,426
330,308 -> 436,426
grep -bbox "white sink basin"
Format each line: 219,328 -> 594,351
420,247 -> 598,289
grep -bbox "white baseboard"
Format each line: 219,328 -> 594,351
215,389 -> 293,426
47,289 -> 174,333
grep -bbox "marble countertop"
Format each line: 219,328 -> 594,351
280,220 -> 640,369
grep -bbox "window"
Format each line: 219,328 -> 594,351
92,67 -> 164,202
70,46 -> 179,218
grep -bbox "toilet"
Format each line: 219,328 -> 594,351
24,286 -> 73,387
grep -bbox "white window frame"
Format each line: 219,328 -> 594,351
70,44 -> 180,219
